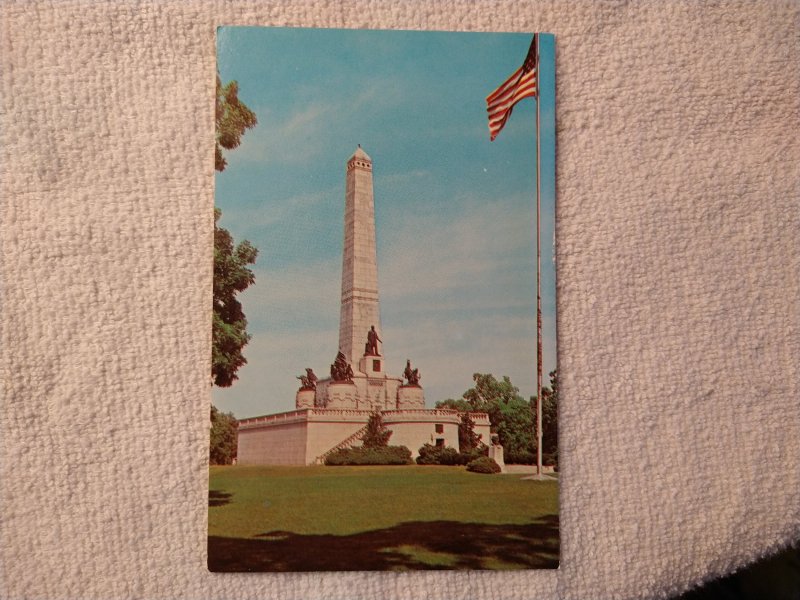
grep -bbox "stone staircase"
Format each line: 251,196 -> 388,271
314,424 -> 369,464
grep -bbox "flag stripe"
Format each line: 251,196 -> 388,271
487,82 -> 536,138
488,92 -> 537,127
488,79 -> 537,118
487,74 -> 537,134
486,67 -> 525,103
486,67 -> 536,105
486,34 -> 538,141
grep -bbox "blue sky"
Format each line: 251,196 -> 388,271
214,28 -> 556,418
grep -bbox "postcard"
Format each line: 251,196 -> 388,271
209,26 -> 558,572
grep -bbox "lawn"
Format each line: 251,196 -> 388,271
208,465 -> 559,571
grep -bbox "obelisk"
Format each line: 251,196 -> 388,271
338,146 -> 382,369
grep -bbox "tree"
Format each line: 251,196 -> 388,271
361,411 -> 392,448
212,76 -> 258,387
496,395 -> 534,457
209,405 -> 238,464
540,369 -> 558,455
458,412 -> 483,453
215,75 -> 257,172
462,373 -> 521,411
436,397 -> 471,412
212,208 -> 257,387
436,373 -> 535,455
437,373 -> 534,457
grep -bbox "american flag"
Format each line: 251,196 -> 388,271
486,35 -> 538,141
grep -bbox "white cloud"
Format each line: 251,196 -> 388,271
241,256 -> 341,334
213,327 -> 337,418
379,194 -> 536,304
217,188 -> 332,235
230,78 -> 410,168
375,169 -> 431,187
231,103 -> 331,165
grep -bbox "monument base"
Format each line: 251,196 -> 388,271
359,354 -> 383,376
397,385 -> 425,409
326,382 -> 358,409
295,389 -> 315,409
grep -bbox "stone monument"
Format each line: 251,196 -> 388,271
310,146 -> 415,411
339,145 -> 381,369
236,148 -> 491,465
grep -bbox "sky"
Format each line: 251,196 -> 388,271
214,27 -> 556,419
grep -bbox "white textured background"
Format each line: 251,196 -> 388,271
1,1 -> 798,599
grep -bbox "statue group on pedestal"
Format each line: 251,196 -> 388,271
403,359 -> 421,386
330,351 -> 354,383
296,367 -> 318,391
297,329 -> 421,389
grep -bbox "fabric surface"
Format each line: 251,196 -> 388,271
1,1 -> 798,599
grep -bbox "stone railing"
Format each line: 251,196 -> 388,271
237,407 -> 490,429
381,408 -> 461,423
307,408 -> 374,421
468,413 -> 491,425
238,408 -> 376,428
237,409 -> 311,429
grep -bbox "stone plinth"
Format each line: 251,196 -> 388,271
359,354 -> 383,376
396,385 -> 425,409
326,382 -> 358,409
295,389 -> 315,409
489,444 -> 505,472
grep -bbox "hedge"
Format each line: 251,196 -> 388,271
324,445 -> 412,466
504,450 -> 558,467
415,443 -> 488,466
504,449 -> 535,465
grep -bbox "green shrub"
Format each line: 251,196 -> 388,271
417,444 -> 476,466
438,448 -> 463,465
459,445 -> 489,464
505,449 -> 535,465
503,450 -> 558,468
415,443 -> 444,465
325,445 -> 412,466
209,405 -> 238,465
466,456 -> 501,474
416,443 -> 483,465
501,449 -> 559,470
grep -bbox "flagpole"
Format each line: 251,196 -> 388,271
485,34 -> 546,479
535,36 -> 543,479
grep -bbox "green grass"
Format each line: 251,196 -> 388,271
208,465 -> 558,572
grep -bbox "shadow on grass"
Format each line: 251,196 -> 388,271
208,490 -> 233,507
208,515 -> 558,572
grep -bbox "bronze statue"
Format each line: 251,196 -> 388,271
330,351 -> 354,383
365,325 -> 382,356
403,359 -> 421,386
296,368 -> 318,391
